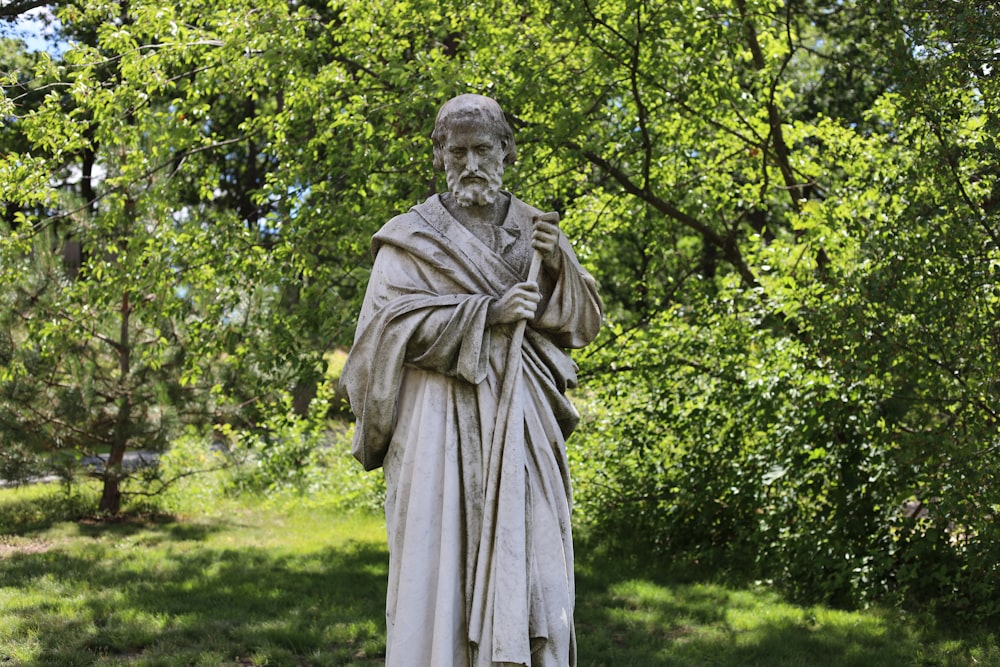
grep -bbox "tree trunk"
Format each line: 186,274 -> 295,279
98,464 -> 123,515
99,291 -> 132,515
99,412 -> 130,514
292,378 -> 317,417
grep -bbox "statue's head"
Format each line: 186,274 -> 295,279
431,94 -> 517,207
431,94 -> 517,171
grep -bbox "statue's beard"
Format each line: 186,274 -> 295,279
447,169 -> 504,207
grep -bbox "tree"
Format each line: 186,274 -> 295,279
471,0 -> 999,614
1,0 -> 308,512
0,0 -> 481,512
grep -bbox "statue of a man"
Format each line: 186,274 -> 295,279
342,94 -> 602,667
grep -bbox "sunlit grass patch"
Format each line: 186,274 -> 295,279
4,477 -> 1000,666
573,554 -> 999,667
1,480 -> 388,667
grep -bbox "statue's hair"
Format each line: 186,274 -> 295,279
431,94 -> 517,171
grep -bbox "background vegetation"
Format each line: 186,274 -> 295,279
2,0 -> 998,626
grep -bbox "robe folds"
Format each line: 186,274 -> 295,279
342,193 -> 602,667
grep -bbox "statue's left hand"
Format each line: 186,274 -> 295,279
532,212 -> 563,274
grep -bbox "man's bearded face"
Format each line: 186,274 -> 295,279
442,122 -> 505,207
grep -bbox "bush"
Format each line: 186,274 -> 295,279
221,386 -> 385,514
570,281 -> 1000,622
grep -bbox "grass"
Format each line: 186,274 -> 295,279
2,480 -> 999,666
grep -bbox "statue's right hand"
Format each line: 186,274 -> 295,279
487,281 -> 541,326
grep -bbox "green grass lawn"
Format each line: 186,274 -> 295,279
1,481 -> 998,667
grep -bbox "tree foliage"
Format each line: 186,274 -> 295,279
2,0 -> 998,617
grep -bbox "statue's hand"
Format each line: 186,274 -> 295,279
487,281 -> 541,325
532,212 -> 563,273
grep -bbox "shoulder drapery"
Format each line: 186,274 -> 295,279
341,194 -> 600,471
341,290 -> 493,470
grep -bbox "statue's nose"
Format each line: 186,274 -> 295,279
466,151 -> 479,171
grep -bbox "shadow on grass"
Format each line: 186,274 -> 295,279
5,507 -> 996,667
0,530 -> 388,666
0,483 -> 98,535
72,514 -> 224,543
574,550 -> 922,667
1,487 -> 228,554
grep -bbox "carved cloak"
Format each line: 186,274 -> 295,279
342,193 -> 602,667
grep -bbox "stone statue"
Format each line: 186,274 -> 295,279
341,94 -> 603,667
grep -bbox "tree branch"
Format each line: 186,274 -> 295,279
929,124 -> 1000,250
736,0 -> 808,210
121,460 -> 235,499
0,0 -> 51,20
629,4 -> 653,192
32,134 -> 255,234
572,143 -> 762,290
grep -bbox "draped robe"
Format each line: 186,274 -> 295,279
342,193 -> 602,667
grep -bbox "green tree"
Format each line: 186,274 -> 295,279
0,0 -> 304,512
478,0 -> 1000,614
